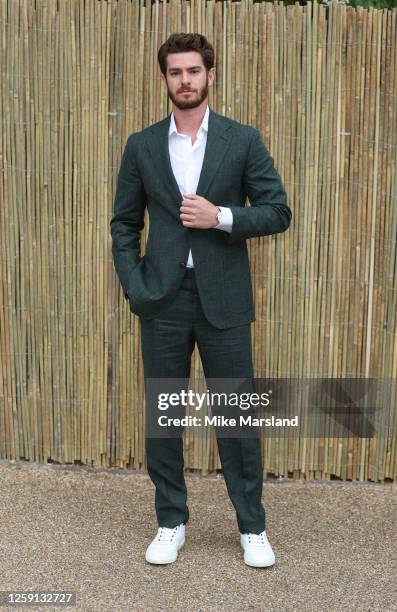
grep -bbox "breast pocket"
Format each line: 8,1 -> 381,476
218,155 -> 245,177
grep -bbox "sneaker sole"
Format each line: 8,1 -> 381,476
243,555 -> 276,568
145,536 -> 185,565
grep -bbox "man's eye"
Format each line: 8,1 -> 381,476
170,70 -> 199,75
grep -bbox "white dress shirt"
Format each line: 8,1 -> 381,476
168,104 -> 233,268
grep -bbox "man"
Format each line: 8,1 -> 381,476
110,33 -> 291,568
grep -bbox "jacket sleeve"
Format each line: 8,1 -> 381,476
110,134 -> 147,300
226,128 -> 291,245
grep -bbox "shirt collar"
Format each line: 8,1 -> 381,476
169,104 -> 209,137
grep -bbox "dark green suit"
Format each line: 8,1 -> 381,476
110,107 -> 291,534
110,107 -> 291,328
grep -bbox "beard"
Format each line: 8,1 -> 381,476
166,77 -> 209,110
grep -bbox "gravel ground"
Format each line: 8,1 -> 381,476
0,461 -> 396,612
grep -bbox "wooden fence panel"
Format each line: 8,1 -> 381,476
0,0 -> 396,480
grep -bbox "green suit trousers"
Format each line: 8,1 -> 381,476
140,267 -> 266,534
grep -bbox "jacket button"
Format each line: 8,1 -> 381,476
179,262 -> 186,268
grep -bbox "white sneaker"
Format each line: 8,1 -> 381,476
145,523 -> 185,564
240,530 -> 276,567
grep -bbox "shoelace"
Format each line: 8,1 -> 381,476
247,531 -> 267,544
156,525 -> 180,543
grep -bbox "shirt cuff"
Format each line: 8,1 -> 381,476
214,206 -> 233,233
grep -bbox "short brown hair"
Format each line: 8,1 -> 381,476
158,33 -> 215,76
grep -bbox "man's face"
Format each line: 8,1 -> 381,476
161,51 -> 215,110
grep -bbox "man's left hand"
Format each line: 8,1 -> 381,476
180,194 -> 219,229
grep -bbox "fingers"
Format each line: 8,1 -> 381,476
180,204 -> 196,211
180,207 -> 199,227
181,202 -> 199,211
180,197 -> 212,228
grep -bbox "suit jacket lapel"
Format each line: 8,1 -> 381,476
146,107 -> 233,206
196,108 -> 233,198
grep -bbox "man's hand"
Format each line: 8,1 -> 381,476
180,194 -> 219,229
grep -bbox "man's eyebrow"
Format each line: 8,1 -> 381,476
168,66 -> 202,71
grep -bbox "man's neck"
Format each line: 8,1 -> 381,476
172,99 -> 208,136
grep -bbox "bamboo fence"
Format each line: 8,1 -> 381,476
0,0 -> 396,481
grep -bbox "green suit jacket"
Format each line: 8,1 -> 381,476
110,107 -> 291,329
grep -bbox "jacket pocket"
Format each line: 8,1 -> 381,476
221,256 -> 253,312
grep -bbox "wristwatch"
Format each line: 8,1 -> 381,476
215,206 -> 222,225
